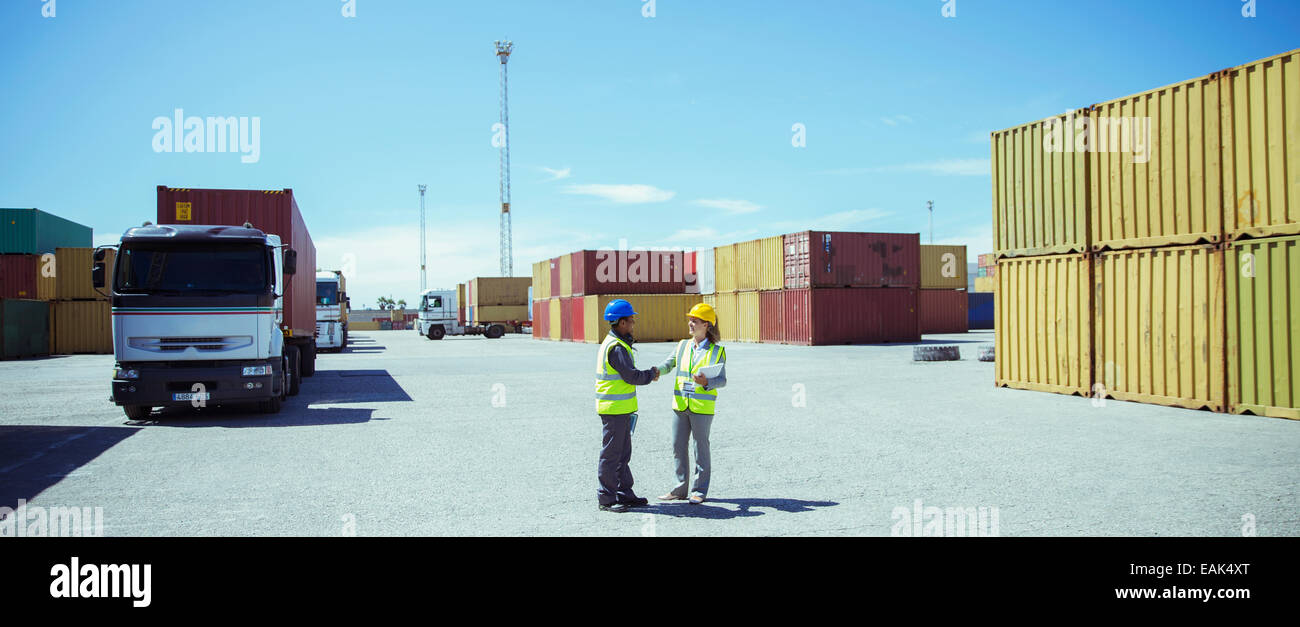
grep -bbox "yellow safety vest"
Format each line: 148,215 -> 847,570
673,339 -> 723,415
595,333 -> 638,415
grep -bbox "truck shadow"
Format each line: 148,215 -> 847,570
306,370 -> 413,403
0,425 -> 141,504
649,497 -> 839,520
139,406 -> 377,428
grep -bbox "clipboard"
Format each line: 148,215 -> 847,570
696,363 -> 724,379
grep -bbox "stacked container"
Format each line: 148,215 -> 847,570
466,277 -> 531,326
973,252 -> 996,293
918,244 -> 968,334
0,209 -> 99,356
531,249 -> 693,343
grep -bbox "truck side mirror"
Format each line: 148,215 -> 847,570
92,249 -> 107,289
284,249 -> 298,275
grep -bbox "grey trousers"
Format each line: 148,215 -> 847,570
670,410 -> 713,498
598,413 -> 636,506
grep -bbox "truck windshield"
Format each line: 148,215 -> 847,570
317,282 -> 339,305
115,244 -> 270,294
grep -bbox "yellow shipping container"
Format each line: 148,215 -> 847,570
920,245 -> 968,289
457,283 -> 466,308
710,292 -> 738,342
532,261 -> 551,300
474,305 -> 529,324
973,276 -> 996,293
54,247 -> 113,300
736,290 -> 761,342
1094,245 -> 1225,411
1223,49 -> 1300,240
546,298 -> 561,340
1227,235 -> 1300,419
734,239 -> 761,291
992,109 -> 1091,258
714,244 -> 737,293
760,235 -> 784,290
995,254 -> 1092,396
582,294 -> 702,344
470,277 -> 532,306
1090,72 -> 1227,251
52,300 -> 112,354
349,321 -> 381,331
558,253 -> 573,298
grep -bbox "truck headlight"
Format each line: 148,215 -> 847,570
242,365 -> 272,376
115,368 -> 139,380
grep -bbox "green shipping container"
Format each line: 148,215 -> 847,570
1227,235 -> 1300,419
0,208 -> 93,254
1,299 -> 51,359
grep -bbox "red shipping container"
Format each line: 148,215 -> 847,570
563,296 -> 584,342
759,290 -> 785,343
156,186 -> 316,338
457,307 -> 465,325
550,257 -> 562,296
784,231 -> 920,289
782,287 -> 919,345
569,250 -> 687,295
532,299 -> 548,339
917,289 -> 968,334
559,296 -> 574,341
0,255 -> 40,299
685,251 -> 697,276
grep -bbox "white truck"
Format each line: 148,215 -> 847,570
315,271 -> 349,352
415,288 -> 515,340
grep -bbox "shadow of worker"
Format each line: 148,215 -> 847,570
655,497 -> 839,520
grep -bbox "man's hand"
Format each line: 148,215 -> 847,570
652,369 -> 661,382
692,373 -> 708,387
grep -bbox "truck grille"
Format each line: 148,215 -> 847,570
129,336 -> 254,352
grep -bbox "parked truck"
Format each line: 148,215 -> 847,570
315,270 -> 349,351
415,284 -> 528,340
94,187 -> 317,419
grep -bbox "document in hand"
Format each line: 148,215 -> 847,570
697,363 -> 724,379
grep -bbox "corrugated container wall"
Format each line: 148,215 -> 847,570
548,298 -> 561,340
1223,49 -> 1300,241
1094,245 -> 1225,411
736,291 -> 761,342
698,247 -> 716,295
0,254 -> 56,300
992,111 -> 1091,257
532,298 -> 549,339
995,254 -> 1092,396
532,261 -> 551,300
0,208 -> 92,254
569,250 -> 687,295
559,296 -> 575,341
156,186 -> 315,338
714,244 -> 737,293
54,299 -> 112,354
558,253 -> 573,298
918,289 -> 969,334
1,299 -> 51,359
469,277 -> 531,307
473,306 -> 529,324
549,258 -> 561,299
759,290 -> 784,343
783,231 -> 919,288
55,247 -> 113,300
581,294 -> 701,344
457,283 -> 466,310
567,296 -> 584,342
1227,235 -> 1300,419
782,288 -> 919,345
711,292 -> 738,342
570,252 -> 586,296
733,237 -> 783,292
1090,72 -> 1226,250
920,245 -> 968,289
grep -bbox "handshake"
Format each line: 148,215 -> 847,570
650,367 -> 707,387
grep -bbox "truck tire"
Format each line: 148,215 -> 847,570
485,324 -> 505,339
913,345 -> 961,361
259,395 -> 282,413
341,329 -> 348,350
301,342 -> 316,377
286,345 -> 301,397
428,325 -> 445,340
123,405 -> 150,420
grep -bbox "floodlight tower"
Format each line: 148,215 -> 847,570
418,184 -> 427,292
495,39 -> 514,277
926,200 -> 934,244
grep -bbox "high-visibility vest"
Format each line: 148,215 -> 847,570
672,339 -> 724,415
595,333 -> 638,415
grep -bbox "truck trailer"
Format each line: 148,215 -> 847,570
315,270 -> 349,351
416,287 -> 527,339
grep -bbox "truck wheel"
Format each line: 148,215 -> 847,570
123,405 -> 150,420
301,342 -> 316,377
429,326 -> 445,340
286,345 -> 301,397
259,395 -> 282,413
485,324 -> 505,339
341,329 -> 348,350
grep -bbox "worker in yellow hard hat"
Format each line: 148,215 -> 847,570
655,302 -> 726,505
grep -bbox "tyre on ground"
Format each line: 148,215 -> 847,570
286,345 -> 301,397
300,342 -> 316,377
913,345 -> 961,361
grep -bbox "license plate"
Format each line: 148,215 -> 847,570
172,392 -> 210,401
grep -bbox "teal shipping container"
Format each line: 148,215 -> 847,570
1,299 -> 51,359
0,209 -> 93,254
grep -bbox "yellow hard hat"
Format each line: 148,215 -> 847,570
686,303 -> 717,326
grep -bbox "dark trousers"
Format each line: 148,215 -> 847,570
597,413 -> 636,505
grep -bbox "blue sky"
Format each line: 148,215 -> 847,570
1,0 -> 1295,306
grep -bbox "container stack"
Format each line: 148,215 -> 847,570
532,250 -> 697,343
993,47 -> 1299,420
465,277 -> 530,326
705,235 -> 783,343
917,244 -> 968,334
1,208 -> 100,358
968,252 -> 996,330
973,253 -> 996,293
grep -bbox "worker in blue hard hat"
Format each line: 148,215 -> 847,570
595,298 -> 661,513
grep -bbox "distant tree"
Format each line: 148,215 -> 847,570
396,299 -> 407,311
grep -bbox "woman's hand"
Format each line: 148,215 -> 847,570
692,373 -> 708,387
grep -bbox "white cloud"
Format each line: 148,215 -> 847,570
821,159 -> 991,177
540,166 -> 572,181
880,114 -> 914,127
767,208 -> 893,233
563,184 -> 676,204
692,198 -> 762,215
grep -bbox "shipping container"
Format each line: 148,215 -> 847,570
783,231 -> 920,289
0,208 -> 92,255
992,110 -> 1091,257
350,321 -> 381,331
714,244 -> 737,293
570,251 -> 586,297
978,253 -> 996,268
736,290 -> 761,342
54,247 -> 113,300
582,294 -> 702,344
0,254 -> 56,300
734,237 -> 784,292
1094,245 -> 1225,411
559,296 -> 574,340
457,283 -> 466,309
698,247 -> 716,295
568,250 -> 687,296
532,261 -> 551,300
156,186 -> 316,339
710,291 -> 738,342
1,299 -> 50,359
968,292 -> 995,330
759,290 -> 785,343
781,288 -> 919,345
458,306 -> 465,326
995,254 -> 1092,396
532,299 -> 548,340
472,305 -> 529,325
549,257 -> 561,298
973,276 -> 996,293
558,253 -> 573,298
1226,235 -> 1300,419
684,251 -> 699,294
1223,49 -> 1300,241
468,277 -> 531,307
548,298 -> 561,341
920,245 -> 968,289
1090,72 -> 1227,251
565,296 -> 584,341
918,289 -> 969,334
53,299 -> 111,354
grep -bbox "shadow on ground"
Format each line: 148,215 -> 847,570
650,497 -> 839,520
0,426 -> 140,504
137,406 -> 378,428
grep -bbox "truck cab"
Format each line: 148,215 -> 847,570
415,288 -> 459,340
96,223 -> 300,419
315,271 -> 348,351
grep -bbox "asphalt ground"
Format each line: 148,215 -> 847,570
1,329 -> 1296,536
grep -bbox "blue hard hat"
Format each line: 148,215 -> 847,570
604,299 -> 637,322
